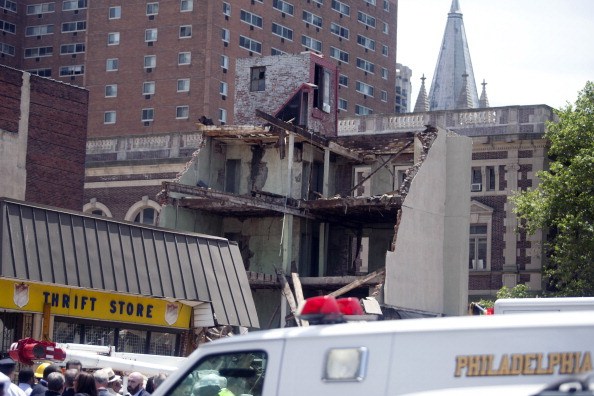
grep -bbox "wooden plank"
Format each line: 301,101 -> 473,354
291,273 -> 308,326
276,268 -> 300,325
328,268 -> 386,298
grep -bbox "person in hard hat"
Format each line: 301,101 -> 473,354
30,364 -> 60,396
0,358 -> 26,396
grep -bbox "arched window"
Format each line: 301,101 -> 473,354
82,199 -> 113,218
125,197 -> 160,226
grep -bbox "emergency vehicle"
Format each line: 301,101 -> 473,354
494,297 -> 594,314
9,337 -> 185,376
150,296 -> 594,396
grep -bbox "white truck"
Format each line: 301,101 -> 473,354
151,296 -> 594,396
494,297 -> 594,315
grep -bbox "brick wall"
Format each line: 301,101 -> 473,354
84,185 -> 163,220
0,66 -> 21,133
25,74 -> 88,211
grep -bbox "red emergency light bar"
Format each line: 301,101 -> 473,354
9,338 -> 67,366
296,296 -> 369,325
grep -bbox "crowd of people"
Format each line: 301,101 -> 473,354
0,358 -> 167,396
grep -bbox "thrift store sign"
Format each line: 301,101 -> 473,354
0,278 -> 191,329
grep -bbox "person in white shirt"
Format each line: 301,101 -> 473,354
0,358 -> 26,396
17,368 -> 34,396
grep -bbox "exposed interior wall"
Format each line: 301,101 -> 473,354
384,130 -> 471,315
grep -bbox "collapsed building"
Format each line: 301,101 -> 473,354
156,52 -> 472,325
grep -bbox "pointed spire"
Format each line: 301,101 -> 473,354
449,0 -> 461,14
479,79 -> 490,108
414,74 -> 429,112
428,0 -> 479,110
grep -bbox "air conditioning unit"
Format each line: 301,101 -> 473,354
471,183 -> 482,192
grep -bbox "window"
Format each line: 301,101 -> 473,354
271,47 -> 286,56
356,81 -> 374,97
134,207 -> 157,225
219,108 -> 227,124
145,28 -> 157,42
383,0 -> 389,11
240,10 -> 263,28
471,167 -> 482,192
357,11 -> 376,28
331,0 -> 350,16
143,81 -> 155,95
220,81 -> 228,96
24,46 -> 53,58
107,32 -> 120,45
239,35 -> 261,54
221,29 -> 230,43
271,23 -> 293,40
177,79 -> 190,92
142,108 -> 154,122
301,35 -> 321,52
338,98 -> 347,111
167,352 -> 268,396
179,25 -> 192,38
303,11 -> 322,28
221,55 -> 229,70
28,68 -> 52,77
330,47 -> 349,63
338,74 -> 348,87
356,58 -> 374,74
272,0 -> 294,15
25,24 -> 53,36
383,22 -> 389,34
109,6 -> 121,19
381,67 -> 388,79
313,0 -> 323,5
106,58 -> 118,71
0,43 -> 14,56
146,2 -> 159,15
355,104 -> 373,115
0,0 -> 16,12
223,2 -> 231,17
382,44 -> 388,56
105,84 -> 117,97
469,225 -> 488,270
60,43 -> 85,54
0,20 -> 16,34
364,0 -> 376,4
353,166 -> 371,197
144,55 -> 156,68
59,65 -> 83,76
330,23 -> 348,39
250,66 -> 265,92
180,0 -> 193,12
61,21 -> 86,32
27,3 -> 55,15
314,64 -> 331,113
357,34 -> 375,51
393,165 -> 409,190
62,0 -> 87,11
178,52 -> 191,65
176,106 -> 189,119
104,111 -> 116,124
486,166 -> 496,191
381,90 -> 387,102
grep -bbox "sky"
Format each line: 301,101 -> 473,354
396,0 -> 594,110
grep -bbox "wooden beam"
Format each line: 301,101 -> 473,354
328,268 -> 386,298
256,109 -> 328,146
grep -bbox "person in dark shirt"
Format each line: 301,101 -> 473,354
44,373 -> 64,396
61,370 -> 77,396
30,365 -> 61,396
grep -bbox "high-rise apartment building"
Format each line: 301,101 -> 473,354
1,0 -> 397,137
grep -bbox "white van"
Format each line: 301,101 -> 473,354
152,305 -> 594,396
494,297 -> 594,314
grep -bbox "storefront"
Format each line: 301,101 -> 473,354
0,198 -> 259,356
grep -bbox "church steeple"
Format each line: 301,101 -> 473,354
479,79 -> 490,108
428,0 -> 479,111
414,74 -> 429,112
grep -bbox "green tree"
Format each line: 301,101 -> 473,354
477,285 -> 531,309
512,82 -> 594,296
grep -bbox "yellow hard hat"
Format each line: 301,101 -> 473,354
34,363 -> 51,379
